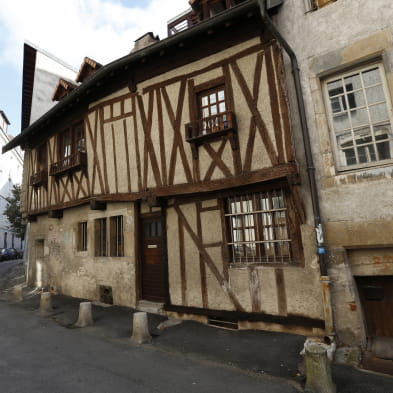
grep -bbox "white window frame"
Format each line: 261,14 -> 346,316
323,63 -> 393,172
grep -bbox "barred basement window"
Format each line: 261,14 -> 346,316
110,216 -> 124,257
77,221 -> 87,252
225,189 -> 296,265
94,218 -> 107,257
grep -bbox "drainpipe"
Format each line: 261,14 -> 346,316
256,0 -> 334,335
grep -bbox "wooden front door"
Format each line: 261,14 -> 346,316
140,215 -> 167,302
356,276 -> 393,338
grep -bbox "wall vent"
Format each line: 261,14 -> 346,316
208,316 -> 238,330
99,285 -> 113,304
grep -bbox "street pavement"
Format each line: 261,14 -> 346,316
1,260 -> 393,393
0,300 -> 300,393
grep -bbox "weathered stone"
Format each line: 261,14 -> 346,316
131,312 -> 152,344
39,292 -> 53,315
75,302 -> 94,327
305,343 -> 336,393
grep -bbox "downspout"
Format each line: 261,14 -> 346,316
256,0 -> 334,336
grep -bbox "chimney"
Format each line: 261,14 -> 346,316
132,32 -> 160,53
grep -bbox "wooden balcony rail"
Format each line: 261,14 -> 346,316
30,170 -> 48,187
185,111 -> 238,158
167,10 -> 199,36
49,151 -> 87,177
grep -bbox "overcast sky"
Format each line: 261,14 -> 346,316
0,0 -> 189,136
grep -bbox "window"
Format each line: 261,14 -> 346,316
37,143 -> 47,171
225,189 -> 299,265
50,121 -> 87,177
324,64 -> 393,169
77,221 -> 87,252
306,0 -> 336,11
94,218 -> 107,257
30,142 -> 48,187
94,216 -> 124,257
58,121 -> 85,160
110,216 -> 124,257
198,85 -> 228,135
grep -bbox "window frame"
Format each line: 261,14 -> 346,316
77,221 -> 88,252
223,185 -> 303,267
94,218 -> 107,257
109,215 -> 124,257
94,216 -> 125,258
323,62 -> 393,172
57,120 -> 86,161
36,142 -> 48,172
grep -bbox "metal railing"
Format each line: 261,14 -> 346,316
185,111 -> 236,140
167,9 -> 199,36
49,151 -> 87,177
30,170 -> 48,187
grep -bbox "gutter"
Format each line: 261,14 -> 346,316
256,0 -> 327,276
2,0 -> 257,154
257,0 -> 334,335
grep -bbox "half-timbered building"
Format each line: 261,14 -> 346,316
3,0 -> 331,337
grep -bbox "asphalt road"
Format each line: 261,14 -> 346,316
0,259 -> 24,293
0,301 -> 300,393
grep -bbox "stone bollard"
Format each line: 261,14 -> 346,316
12,285 -> 23,302
305,343 -> 336,393
75,302 -> 94,327
131,312 -> 152,344
39,292 -> 53,315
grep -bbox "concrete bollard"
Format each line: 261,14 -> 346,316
131,312 -> 152,344
12,285 -> 23,302
75,302 -> 94,327
39,291 -> 53,315
305,343 -> 336,393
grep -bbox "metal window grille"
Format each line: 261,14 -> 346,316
77,221 -> 87,252
225,189 -> 292,264
110,216 -> 124,257
95,218 -> 107,257
325,64 -> 393,169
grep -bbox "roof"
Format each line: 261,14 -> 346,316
76,57 -> 103,83
52,78 -> 79,101
3,0 -> 260,154
0,111 -> 10,125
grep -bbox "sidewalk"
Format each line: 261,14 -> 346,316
8,290 -> 393,393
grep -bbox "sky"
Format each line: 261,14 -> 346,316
0,0 -> 189,136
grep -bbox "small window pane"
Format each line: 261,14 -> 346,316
351,90 -> 366,108
210,105 -> 217,115
354,127 -> 372,145
327,79 -> 343,96
219,102 -> 226,113
201,96 -> 208,106
337,131 -> 353,148
218,90 -> 225,101
362,67 -> 381,87
377,141 -> 392,160
350,108 -> 369,128
210,93 -> 216,104
344,74 -> 362,91
366,85 -> 385,105
369,103 -> 389,123
333,113 -> 350,131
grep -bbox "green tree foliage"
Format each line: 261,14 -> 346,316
3,184 -> 25,240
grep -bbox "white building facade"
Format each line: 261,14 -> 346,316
0,110 -> 24,250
